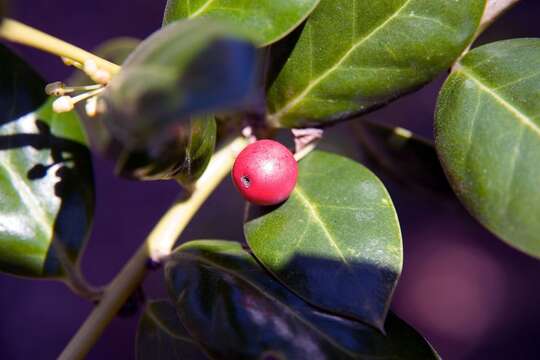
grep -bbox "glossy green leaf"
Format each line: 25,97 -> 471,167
163,0 -> 320,46
0,45 -> 94,277
165,240 -> 438,359
435,38 -> 540,258
102,18 -> 257,151
354,120 -> 452,195
245,151 -> 402,330
136,300 -> 207,360
267,0 -> 486,128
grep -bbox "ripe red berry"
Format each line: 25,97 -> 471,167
232,139 -> 298,206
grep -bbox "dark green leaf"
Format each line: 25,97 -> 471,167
267,0 -> 485,128
244,151 -> 402,330
115,115 -> 216,182
435,38 -> 540,258
165,240 -> 438,359
0,45 -> 94,278
353,120 -> 452,195
102,19 -> 257,151
136,300 -> 207,360
175,115 -> 216,185
70,37 -> 140,153
163,0 -> 320,46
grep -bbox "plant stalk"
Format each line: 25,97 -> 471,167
0,18 -> 120,74
58,136 -> 248,360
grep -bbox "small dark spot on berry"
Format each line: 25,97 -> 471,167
241,175 -> 251,188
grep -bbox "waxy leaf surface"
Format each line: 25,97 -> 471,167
436,38 -> 540,258
0,45 -> 94,277
165,240 -> 438,359
136,300 -> 206,360
163,0 -> 320,46
267,0 -> 485,127
245,151 -> 402,330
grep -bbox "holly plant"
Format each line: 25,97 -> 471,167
0,0 -> 534,359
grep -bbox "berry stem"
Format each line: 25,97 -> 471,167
0,18 -> 120,75
58,136 -> 249,360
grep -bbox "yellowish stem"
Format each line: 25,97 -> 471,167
0,18 -> 120,75
58,136 -> 248,360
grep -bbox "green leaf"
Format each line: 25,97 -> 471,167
102,18 -> 257,151
244,151 -> 402,330
267,0 -> 486,128
435,38 -> 540,258
136,300 -> 207,360
71,37 -> 140,153
101,19 -> 256,181
163,0 -> 320,47
165,240 -> 438,359
353,120 -> 452,195
0,45 -> 94,278
115,115 -> 216,183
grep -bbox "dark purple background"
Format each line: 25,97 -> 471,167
1,1 -> 540,359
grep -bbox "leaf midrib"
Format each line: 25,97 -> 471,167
188,0 -> 216,18
460,67 -> 540,137
271,0 -> 414,120
293,186 -> 350,266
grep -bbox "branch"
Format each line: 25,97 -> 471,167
58,136 -> 248,360
0,19 -> 120,75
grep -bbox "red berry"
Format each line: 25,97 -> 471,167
232,140 -> 298,205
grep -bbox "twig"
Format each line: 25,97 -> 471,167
58,136 -> 248,360
0,19 -> 120,75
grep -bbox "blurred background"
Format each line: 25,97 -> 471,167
1,1 -> 539,359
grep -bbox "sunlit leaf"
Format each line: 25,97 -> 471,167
165,240 -> 438,359
163,0 -> 320,46
245,151 -> 402,330
267,0 -> 485,128
436,38 -> 540,258
136,300 -> 207,360
0,45 -> 94,277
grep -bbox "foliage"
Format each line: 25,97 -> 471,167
436,38 -> 540,258
0,0 -> 536,358
0,45 -> 94,278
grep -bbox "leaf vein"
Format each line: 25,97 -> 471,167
294,187 -> 349,266
271,0 -> 414,120
461,68 -> 540,137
